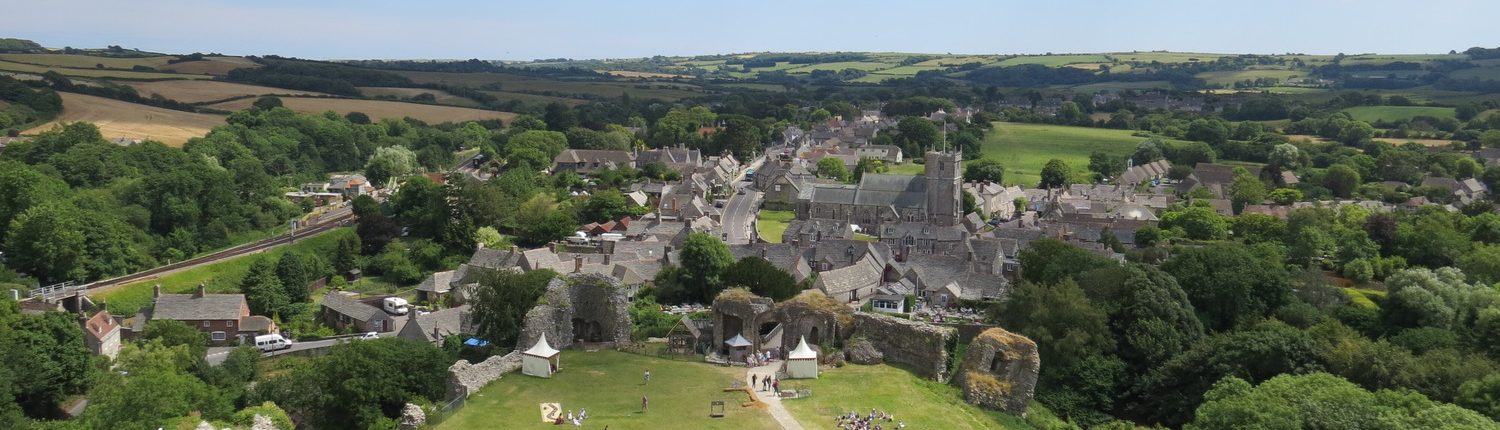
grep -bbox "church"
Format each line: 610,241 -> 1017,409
796,150 -> 963,229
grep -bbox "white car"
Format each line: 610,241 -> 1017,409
358,332 -> 379,341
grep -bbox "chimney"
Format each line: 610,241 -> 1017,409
510,245 -> 519,254
194,283 -> 206,298
574,255 -> 584,273
409,308 -> 418,321
604,253 -> 612,265
153,284 -> 162,298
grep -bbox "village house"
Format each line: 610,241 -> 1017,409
396,305 -> 472,344
853,145 -> 903,164
320,292 -> 395,333
80,307 -> 121,360
148,285 -> 276,345
551,149 -> 636,175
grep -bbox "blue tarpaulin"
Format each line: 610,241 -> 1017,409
463,338 -> 490,347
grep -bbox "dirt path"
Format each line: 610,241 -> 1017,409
746,362 -> 804,430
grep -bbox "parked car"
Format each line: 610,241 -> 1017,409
254,334 -> 293,353
357,332 -> 379,341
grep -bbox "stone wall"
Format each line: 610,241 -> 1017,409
517,274 -> 631,350
447,351 -> 523,399
957,327 -> 1039,417
711,289 -> 774,355
767,291 -> 854,351
852,312 -> 955,381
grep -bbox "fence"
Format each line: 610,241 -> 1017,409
427,392 -> 469,425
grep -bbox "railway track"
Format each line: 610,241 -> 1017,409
79,211 -> 355,295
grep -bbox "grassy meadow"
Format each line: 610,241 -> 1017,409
975,122 -> 1188,186
1195,69 -> 1303,86
780,363 -> 1034,429
755,210 -> 795,244
1341,105 -> 1457,122
992,54 -> 1111,68
434,350 -> 779,430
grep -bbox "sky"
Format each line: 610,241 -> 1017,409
7,0 -> 1496,61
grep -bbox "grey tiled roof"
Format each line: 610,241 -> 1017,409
813,257 -> 882,296
418,270 -> 457,293
398,305 -> 470,343
152,294 -> 245,321
468,247 -> 521,269
321,293 -> 388,323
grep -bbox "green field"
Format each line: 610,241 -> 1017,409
1450,66 -> 1500,80
1339,54 -> 1466,66
783,61 -> 896,74
913,56 -> 999,67
755,210 -> 795,244
975,122 -> 1190,186
0,60 -> 209,80
869,65 -> 942,76
398,71 -> 704,101
1111,52 -> 1230,64
1341,105 -> 1457,122
434,350 -> 779,430
92,228 -> 355,315
781,363 -> 1034,429
992,54 -> 1111,68
1195,69 -> 1303,86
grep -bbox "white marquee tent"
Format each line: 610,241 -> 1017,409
522,333 -> 561,378
785,336 -> 818,379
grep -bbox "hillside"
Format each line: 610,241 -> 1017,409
208,96 -> 517,124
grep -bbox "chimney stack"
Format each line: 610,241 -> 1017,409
574,255 -> 584,273
153,284 -> 162,298
194,283 -> 206,298
604,253 -> 612,266
511,245 -> 519,254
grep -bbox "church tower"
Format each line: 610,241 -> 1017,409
925,150 -> 963,227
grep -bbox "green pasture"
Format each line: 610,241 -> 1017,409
1341,106 -> 1456,122
780,363 -> 1034,429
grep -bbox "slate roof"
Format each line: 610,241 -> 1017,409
729,243 -> 810,281
152,293 -> 246,321
1119,159 -> 1171,186
813,256 -> 882,296
398,305 -> 470,343
321,293 -> 387,323
238,315 -> 275,332
553,149 -> 635,165
418,270 -> 457,293
810,184 -> 859,205
467,247 -> 521,269
637,148 -> 702,167
880,222 -> 968,242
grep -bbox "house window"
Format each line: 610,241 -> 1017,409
211,331 -> 226,341
227,320 -> 235,328
202,321 -> 211,328
774,185 -> 781,192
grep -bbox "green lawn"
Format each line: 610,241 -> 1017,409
1341,106 -> 1456,122
756,210 -> 795,244
434,350 -> 779,430
976,122 -> 1189,186
781,363 -> 1034,429
92,228 -> 356,315
1111,52 -> 1231,64
783,61 -> 897,74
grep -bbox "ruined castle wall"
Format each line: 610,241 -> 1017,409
852,312 -> 955,381
958,327 -> 1039,417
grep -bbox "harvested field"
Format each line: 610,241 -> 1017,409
26,92 -> 225,147
158,56 -> 259,75
124,80 -> 325,104
209,96 -> 516,124
356,87 -> 480,107
0,53 -> 176,69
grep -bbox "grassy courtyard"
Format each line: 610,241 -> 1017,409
756,210 -> 796,244
434,350 -> 779,430
780,363 -> 1035,429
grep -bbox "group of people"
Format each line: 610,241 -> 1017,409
749,373 -> 781,396
833,409 -> 904,430
552,408 -> 588,426
746,348 -> 780,366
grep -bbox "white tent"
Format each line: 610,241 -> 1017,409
785,336 -> 819,379
522,334 -> 561,378
724,334 -> 752,363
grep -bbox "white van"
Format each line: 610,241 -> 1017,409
254,334 -> 292,353
383,297 -> 409,315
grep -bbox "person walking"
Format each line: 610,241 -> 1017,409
751,374 -> 759,390
643,369 -> 651,385
772,378 -> 780,396
641,395 -> 649,414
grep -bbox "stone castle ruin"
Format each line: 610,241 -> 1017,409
518,273 -> 632,351
852,312 -> 956,381
957,327 -> 1040,416
712,289 -> 854,359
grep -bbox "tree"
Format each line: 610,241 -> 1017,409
251,96 -> 282,110
1268,143 -> 1301,171
363,145 -> 418,187
991,279 -> 1120,422
578,189 -> 631,223
505,130 -> 568,170
333,231 -> 362,272
1,309 -> 98,417
963,158 -> 1005,183
1340,121 -> 1376,145
515,194 -> 577,247
1159,205 -> 1229,240
1087,151 -> 1125,181
1324,164 -> 1362,198
241,258 -> 288,317
274,252 -> 320,304
712,116 -> 764,160
473,226 -> 508,249
142,319 -> 209,362
84,342 -> 230,429
894,117 -> 941,154
721,257 -> 799,301
1132,139 -> 1164,164
1163,242 -> 1292,331
4,202 -> 85,283
468,269 -> 557,347
816,157 -> 850,183
1109,264 -> 1206,373
1192,372 -> 1499,430
1039,159 -> 1072,189
1016,239 -> 1117,285
677,233 -> 735,301
1128,322 -> 1323,426
254,339 -> 451,429
1228,168 -> 1267,214
852,157 -> 886,182
1482,130 -> 1500,149
1187,119 -> 1230,145
1458,374 -> 1500,421
1268,188 -> 1303,205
